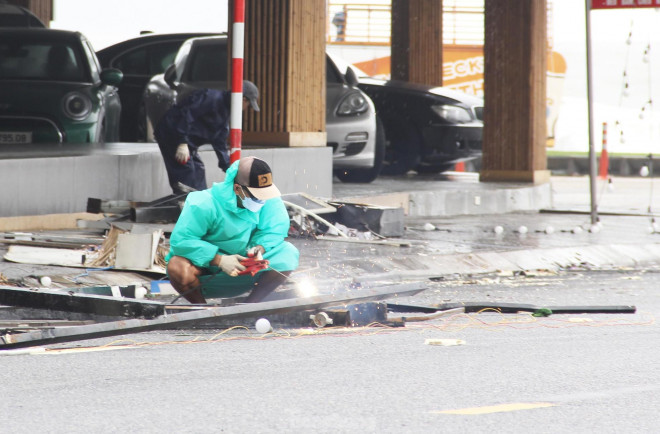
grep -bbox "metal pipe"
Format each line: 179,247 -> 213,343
585,0 -> 599,225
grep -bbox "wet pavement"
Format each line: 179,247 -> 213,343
2,173 -> 660,296
289,174 -> 660,292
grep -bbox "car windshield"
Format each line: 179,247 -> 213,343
0,41 -> 87,81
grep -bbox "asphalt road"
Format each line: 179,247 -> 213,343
1,268 -> 659,433
2,175 -> 660,432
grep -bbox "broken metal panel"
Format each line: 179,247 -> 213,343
105,192 -> 188,223
114,232 -> 161,270
4,245 -> 92,267
329,202 -> 405,237
130,205 -> 181,223
281,193 -> 336,215
0,286 -> 166,319
0,282 -> 426,350
87,199 -> 144,214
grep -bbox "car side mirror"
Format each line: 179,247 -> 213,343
164,64 -> 178,90
100,68 -> 123,86
345,67 -> 358,87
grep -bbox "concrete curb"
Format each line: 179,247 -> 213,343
337,242 -> 660,283
334,174 -> 553,218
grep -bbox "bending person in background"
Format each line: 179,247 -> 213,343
155,80 -> 260,194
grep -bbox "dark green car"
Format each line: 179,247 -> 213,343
0,29 -> 123,144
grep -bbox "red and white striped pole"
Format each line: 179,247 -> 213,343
229,0 -> 245,165
599,121 -> 608,179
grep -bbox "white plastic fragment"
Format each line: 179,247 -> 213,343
424,339 -> 465,346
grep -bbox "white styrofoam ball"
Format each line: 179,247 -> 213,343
572,226 -> 583,234
255,318 -> 272,334
134,286 -> 148,299
40,276 -> 52,287
494,225 -> 504,234
640,166 -> 650,177
544,226 -> 555,235
517,225 -> 528,234
589,224 -> 601,233
423,222 -> 436,231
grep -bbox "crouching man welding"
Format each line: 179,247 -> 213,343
165,156 -> 299,304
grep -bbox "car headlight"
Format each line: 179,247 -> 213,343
62,91 -> 92,121
337,92 -> 368,116
431,104 -> 472,123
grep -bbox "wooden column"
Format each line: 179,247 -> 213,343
236,0 -> 326,148
7,0 -> 52,26
391,0 -> 443,86
480,0 -> 549,184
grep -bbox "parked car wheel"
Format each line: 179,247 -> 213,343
335,116 -> 385,183
380,118 -> 421,176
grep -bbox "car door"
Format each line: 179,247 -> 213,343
82,37 -> 121,142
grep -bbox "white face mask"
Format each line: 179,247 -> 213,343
242,196 -> 266,212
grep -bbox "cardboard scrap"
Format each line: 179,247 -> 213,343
0,213 -> 105,232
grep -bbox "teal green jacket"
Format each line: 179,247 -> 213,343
166,160 -> 297,270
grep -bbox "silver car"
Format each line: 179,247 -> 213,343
142,35 -> 383,183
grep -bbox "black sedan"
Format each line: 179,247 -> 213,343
96,32 -> 217,142
332,56 -> 484,175
361,77 -> 484,175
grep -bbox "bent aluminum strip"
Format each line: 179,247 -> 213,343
0,282 -> 426,349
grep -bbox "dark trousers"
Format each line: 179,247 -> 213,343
155,128 -> 207,194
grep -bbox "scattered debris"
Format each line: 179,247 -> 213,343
3,225 -> 166,274
0,282 -> 427,349
283,193 -> 409,245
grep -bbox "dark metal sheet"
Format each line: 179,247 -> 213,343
0,286 -> 166,318
0,282 -> 426,349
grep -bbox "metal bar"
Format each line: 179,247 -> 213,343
0,320 -> 95,327
0,282 -> 426,350
585,0 -> 598,225
389,302 -> 636,315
